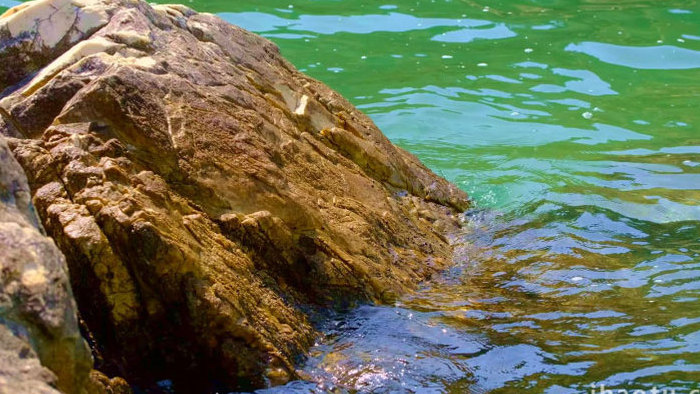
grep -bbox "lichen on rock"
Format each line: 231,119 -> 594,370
0,0 -> 470,390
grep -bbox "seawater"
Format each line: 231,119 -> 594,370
4,0 -> 698,392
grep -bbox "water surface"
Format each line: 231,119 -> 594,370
3,0 -> 699,392
224,1 -> 700,390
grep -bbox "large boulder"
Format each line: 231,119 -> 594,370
0,0 -> 470,390
0,134 -> 92,393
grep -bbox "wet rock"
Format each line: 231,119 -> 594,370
0,0 -> 470,390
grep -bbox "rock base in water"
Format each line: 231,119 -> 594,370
0,0 -> 469,390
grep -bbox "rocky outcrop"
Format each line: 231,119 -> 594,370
0,0 -> 470,391
0,134 -> 92,393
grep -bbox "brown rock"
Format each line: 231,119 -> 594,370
0,0 -> 470,390
0,134 -> 92,393
85,370 -> 132,394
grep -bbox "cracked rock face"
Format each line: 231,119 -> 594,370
0,0 -> 470,390
0,134 -> 92,394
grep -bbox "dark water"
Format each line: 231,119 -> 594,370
3,0 -> 699,392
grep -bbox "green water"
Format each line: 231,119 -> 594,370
216,2 -> 700,392
3,0 -> 699,392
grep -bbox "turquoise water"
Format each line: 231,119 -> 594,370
4,0 -> 699,392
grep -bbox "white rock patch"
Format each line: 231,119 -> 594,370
3,0 -> 74,47
22,36 -> 122,95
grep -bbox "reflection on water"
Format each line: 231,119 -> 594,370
4,0 -> 698,391
0,0 -> 19,9
261,204 -> 700,392
235,0 -> 700,389
219,12 -> 499,36
565,42 -> 700,70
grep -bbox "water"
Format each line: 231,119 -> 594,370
4,0 -> 699,392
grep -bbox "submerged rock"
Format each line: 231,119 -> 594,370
0,0 -> 469,390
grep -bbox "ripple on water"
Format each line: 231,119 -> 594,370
565,42 -> 700,70
220,12 -> 496,36
0,0 -> 19,10
259,201 -> 700,392
431,23 -> 517,43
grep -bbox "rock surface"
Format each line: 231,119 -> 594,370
0,0 -> 470,390
0,134 -> 92,394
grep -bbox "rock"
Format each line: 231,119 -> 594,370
0,325 -> 60,394
0,0 -> 470,390
0,134 -> 92,393
85,370 -> 132,394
